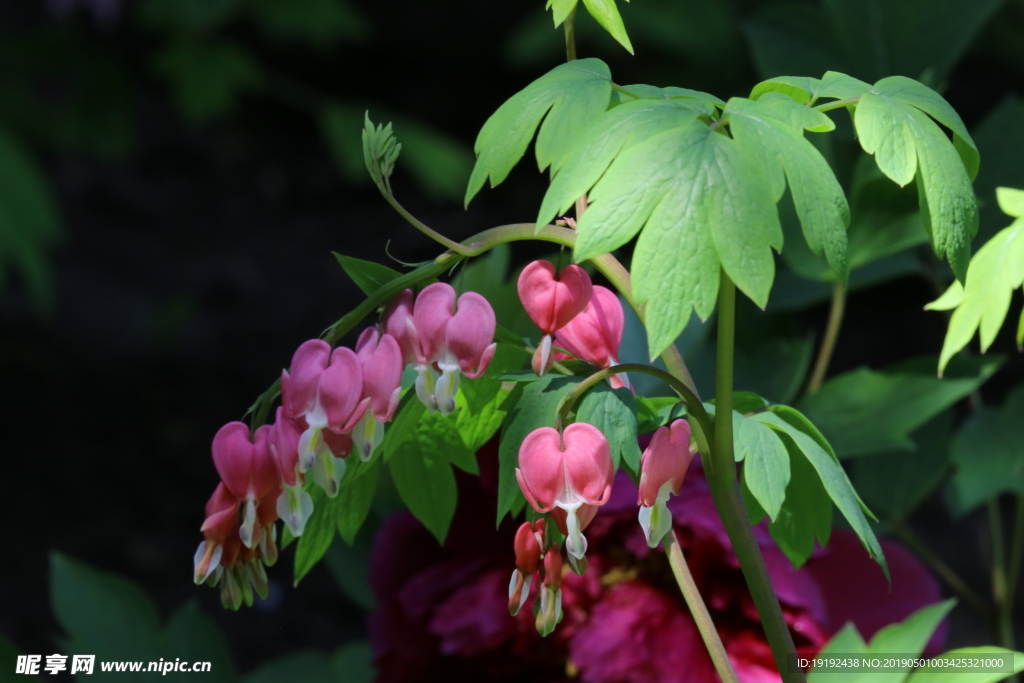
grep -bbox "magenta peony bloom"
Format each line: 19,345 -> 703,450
369,440 -> 943,682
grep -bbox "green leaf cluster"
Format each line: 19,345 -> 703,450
733,402 -> 885,574
546,0 -> 634,54
927,187 -> 1024,374
362,113 -> 401,191
809,599 -> 1023,683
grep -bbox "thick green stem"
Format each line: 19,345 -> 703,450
664,531 -> 740,683
564,6 -> 578,61
813,97 -> 860,113
707,271 -> 805,683
806,282 -> 845,395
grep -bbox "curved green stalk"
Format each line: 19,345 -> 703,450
806,282 -> 846,395
706,271 -> 806,683
552,363 -> 713,457
665,531 -> 740,683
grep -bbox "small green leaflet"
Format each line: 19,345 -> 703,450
537,98 -> 711,230
575,119 -> 782,358
725,94 -> 850,282
946,386 -> 1024,517
465,59 -> 612,206
854,77 -> 979,281
576,383 -> 642,474
926,187 -> 1024,374
766,433 -> 832,569
749,71 -> 871,105
733,412 -> 791,521
333,253 -> 402,296
496,376 -> 580,525
545,0 -> 634,54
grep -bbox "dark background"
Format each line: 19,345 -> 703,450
2,0 -> 1023,676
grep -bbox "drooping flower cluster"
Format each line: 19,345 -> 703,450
385,283 -> 497,416
370,440 -> 944,683
517,260 -> 629,389
193,283 -> 496,607
506,519 -> 565,636
514,417 -> 696,631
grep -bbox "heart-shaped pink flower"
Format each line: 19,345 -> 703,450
517,260 -> 593,335
516,422 -> 613,563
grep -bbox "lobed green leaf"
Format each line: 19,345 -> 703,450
466,59 -> 612,206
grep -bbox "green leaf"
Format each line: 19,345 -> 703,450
808,600 -> 957,683
905,648 -> 1024,683
50,552 -> 162,663
294,484 -> 340,583
164,602 -> 239,683
797,355 -> 1002,458
336,457 -> 381,545
538,98 -> 709,230
0,124 -> 62,314
323,537 -> 376,611
749,76 -> 823,105
496,376 -> 580,525
153,40 -> 261,123
946,386 -> 1024,517
972,98 -> 1024,246
765,433 -> 832,568
926,217 -> 1024,374
997,187 -> 1024,218
851,413 -> 954,523
330,642 -> 375,683
389,429 -> 458,544
734,413 -> 790,521
333,253 -> 402,296
466,59 -> 612,206
576,120 -> 781,357
576,383 -> 642,474
726,95 -> 850,281
581,0 -> 634,54
854,77 -> 979,281
455,387 -> 509,452
756,409 -> 887,578
546,0 -> 578,27
635,395 -> 681,434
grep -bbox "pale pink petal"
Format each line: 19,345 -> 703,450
318,347 -> 366,430
282,339 -> 331,418
517,260 -> 593,334
447,292 -> 496,377
361,332 -> 404,418
383,289 -> 419,365
516,427 -> 567,513
413,283 -> 456,362
212,422 -> 255,500
269,407 -> 302,487
561,422 -> 614,506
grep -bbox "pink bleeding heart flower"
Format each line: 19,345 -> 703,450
412,283 -> 497,416
637,419 -> 694,547
351,328 -> 404,461
194,482 -> 238,585
517,260 -> 593,376
508,519 -> 545,616
268,408 -> 314,538
383,289 -> 420,366
211,422 -> 280,551
284,342 -> 368,497
516,423 -> 613,565
555,286 -> 630,390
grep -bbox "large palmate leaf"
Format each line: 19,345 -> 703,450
573,118 -> 782,358
726,94 -> 850,281
465,58 -> 612,206
854,77 -> 979,280
926,188 -> 1024,374
537,97 -> 712,229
